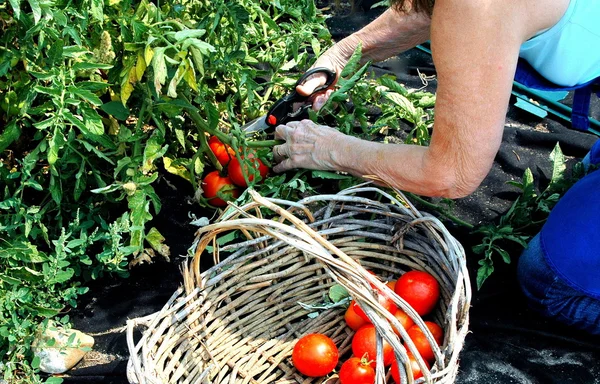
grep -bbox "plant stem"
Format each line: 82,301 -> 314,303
405,192 -> 474,229
246,139 -> 283,148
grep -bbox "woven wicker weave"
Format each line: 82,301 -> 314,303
126,183 -> 471,384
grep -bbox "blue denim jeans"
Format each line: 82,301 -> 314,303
517,233 -> 600,334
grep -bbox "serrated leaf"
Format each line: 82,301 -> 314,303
28,0 -> 41,24
476,260 -> 494,290
136,52 -> 147,81
167,62 -> 186,98
546,142 -> 567,193
8,0 -> 20,20
90,0 -> 103,22
174,29 -> 206,41
152,47 -> 167,94
69,86 -> 103,106
189,46 -> 204,76
80,105 -> 104,135
163,157 -> 191,182
101,101 -> 130,120
142,130 -> 168,173
341,43 -> 362,78
495,247 -> 511,264
146,227 -> 170,258
144,45 -> 154,66
72,62 -> 113,71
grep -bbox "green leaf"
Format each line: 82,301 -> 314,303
101,101 -> 130,120
163,157 -> 191,182
495,247 -> 511,264
476,259 -> 494,290
80,105 -> 104,135
146,227 -> 170,258
311,170 -> 351,180
0,121 -> 21,152
48,128 -> 65,165
142,130 -> 168,173
90,0 -> 103,22
70,87 -> 103,106
174,29 -> 206,41
72,62 -> 113,71
28,0 -> 42,24
546,142 -> 567,193
152,47 -> 167,94
8,0 -> 20,20
328,284 -> 350,303
341,43 -> 362,78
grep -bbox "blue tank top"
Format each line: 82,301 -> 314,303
519,0 -> 600,87
540,140 -> 600,299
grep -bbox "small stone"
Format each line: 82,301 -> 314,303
33,324 -> 94,374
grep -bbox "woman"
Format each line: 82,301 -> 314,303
272,0 -> 600,334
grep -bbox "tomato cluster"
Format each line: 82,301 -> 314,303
202,136 -> 269,207
291,269 -> 443,383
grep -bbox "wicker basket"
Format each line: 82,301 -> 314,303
126,183 -> 471,384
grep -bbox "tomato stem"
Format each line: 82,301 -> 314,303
246,139 -> 283,148
199,132 -> 223,172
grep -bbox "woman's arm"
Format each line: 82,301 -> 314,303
275,0 -> 530,198
296,7 -> 431,99
336,7 -> 431,64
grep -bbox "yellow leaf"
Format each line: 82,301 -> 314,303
121,82 -> 134,106
184,61 -> 198,92
136,52 -> 147,81
128,66 -> 138,84
144,45 -> 154,67
163,157 -> 191,182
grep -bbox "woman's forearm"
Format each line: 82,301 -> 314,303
335,8 -> 431,64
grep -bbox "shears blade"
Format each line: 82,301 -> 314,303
241,115 -> 268,133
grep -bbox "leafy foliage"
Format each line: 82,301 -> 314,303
0,0 -> 332,381
472,143 -> 588,289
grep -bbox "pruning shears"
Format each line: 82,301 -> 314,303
242,67 -> 337,133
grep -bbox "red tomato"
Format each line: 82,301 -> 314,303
292,333 -> 339,377
352,292 -> 397,323
227,152 -> 268,187
339,356 -> 375,384
201,171 -> 240,207
345,300 -> 369,331
394,271 -> 440,316
351,324 -> 395,367
406,322 -> 443,363
386,280 -> 396,291
208,136 -> 235,166
391,309 -> 414,336
390,352 -> 430,383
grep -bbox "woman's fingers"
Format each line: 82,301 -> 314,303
296,73 -> 327,96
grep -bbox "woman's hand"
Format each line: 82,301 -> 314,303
296,46 -> 349,111
272,120 -> 351,173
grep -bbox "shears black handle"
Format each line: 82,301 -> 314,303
265,67 -> 337,128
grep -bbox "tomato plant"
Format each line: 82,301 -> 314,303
406,321 -> 444,362
228,152 -> 269,187
202,171 -> 240,207
351,324 -> 395,367
292,333 -> 339,377
345,300 -> 369,331
394,271 -> 440,316
339,356 -> 376,384
208,136 -> 235,166
390,352 -> 430,383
